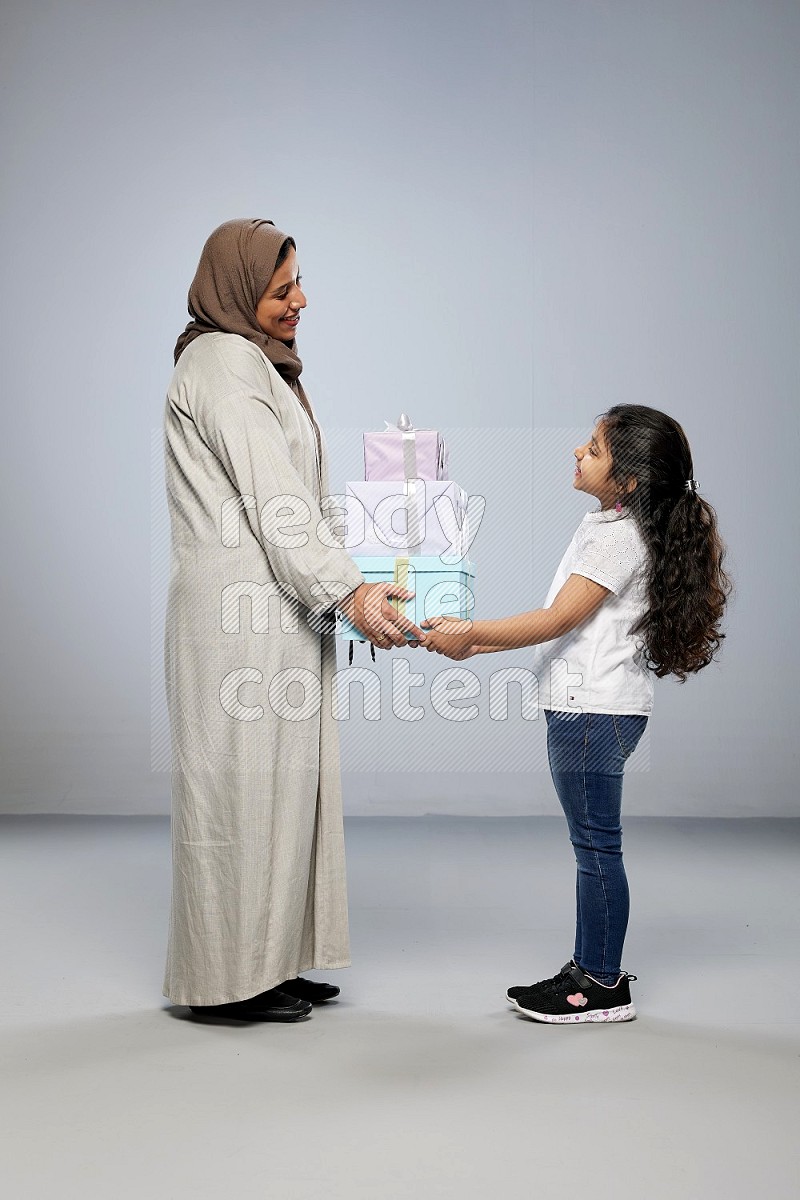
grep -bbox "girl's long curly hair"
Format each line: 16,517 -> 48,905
600,404 -> 732,683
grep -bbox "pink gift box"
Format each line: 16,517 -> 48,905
363,422 -> 449,481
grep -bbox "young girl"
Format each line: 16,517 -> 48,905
420,405 -> 731,1023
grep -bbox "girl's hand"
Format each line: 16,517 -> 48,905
419,615 -> 476,660
444,643 -> 480,661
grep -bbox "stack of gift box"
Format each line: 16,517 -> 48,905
337,414 -> 477,650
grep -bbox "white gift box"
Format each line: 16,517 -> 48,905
341,479 -> 473,559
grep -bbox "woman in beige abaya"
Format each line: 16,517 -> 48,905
163,218 -> 421,1021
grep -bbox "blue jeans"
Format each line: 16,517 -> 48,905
544,709 -> 648,985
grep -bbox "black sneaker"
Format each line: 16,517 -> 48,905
511,962 -> 637,1024
506,961 -> 577,1004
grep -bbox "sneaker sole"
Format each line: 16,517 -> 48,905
513,999 -> 636,1024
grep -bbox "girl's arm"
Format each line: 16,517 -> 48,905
474,574 -> 611,649
422,574 -> 611,657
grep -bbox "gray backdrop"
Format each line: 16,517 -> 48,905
1,0 -> 797,816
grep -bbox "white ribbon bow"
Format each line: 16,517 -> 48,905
383,413 -> 414,432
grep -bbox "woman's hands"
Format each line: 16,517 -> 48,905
418,615 -> 480,660
339,582 -> 425,649
338,589 -> 493,661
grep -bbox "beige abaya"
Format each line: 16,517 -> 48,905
162,329 -> 364,1005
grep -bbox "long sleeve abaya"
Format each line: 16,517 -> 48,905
162,331 -> 364,1005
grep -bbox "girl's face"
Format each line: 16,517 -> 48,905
573,422 -> 620,509
255,246 -> 307,341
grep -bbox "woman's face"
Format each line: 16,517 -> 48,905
255,246 -> 307,342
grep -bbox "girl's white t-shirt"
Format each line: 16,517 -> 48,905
529,507 -> 654,716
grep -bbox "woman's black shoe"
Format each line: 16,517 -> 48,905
189,988 -> 312,1022
278,976 -> 341,1003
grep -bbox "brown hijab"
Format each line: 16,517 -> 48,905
173,219 -> 320,463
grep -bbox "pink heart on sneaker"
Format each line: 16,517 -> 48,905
567,993 -> 588,1008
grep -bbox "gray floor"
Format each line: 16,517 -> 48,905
1,815 -> 798,1200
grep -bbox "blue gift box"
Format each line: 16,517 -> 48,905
337,555 -> 476,641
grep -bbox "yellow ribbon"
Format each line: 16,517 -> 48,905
391,556 -> 409,617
